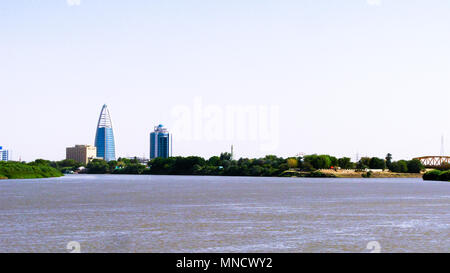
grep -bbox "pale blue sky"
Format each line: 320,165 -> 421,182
1,0 -> 450,161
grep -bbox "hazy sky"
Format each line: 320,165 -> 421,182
1,0 -> 450,162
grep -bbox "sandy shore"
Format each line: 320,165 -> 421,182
319,169 -> 423,178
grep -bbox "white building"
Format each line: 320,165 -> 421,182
0,146 -> 9,161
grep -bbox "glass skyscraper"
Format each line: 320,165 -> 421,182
94,104 -> 116,162
150,124 -> 171,159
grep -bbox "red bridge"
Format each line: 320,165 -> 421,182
414,156 -> 450,168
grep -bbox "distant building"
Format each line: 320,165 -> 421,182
66,145 -> 97,165
0,146 -> 9,162
125,157 -> 149,164
150,124 -> 172,159
94,104 -> 116,161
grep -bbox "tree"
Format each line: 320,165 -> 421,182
423,170 -> 442,181
207,156 -> 221,166
386,153 -> 393,168
250,165 -> 264,176
108,160 -> 118,172
359,157 -> 371,168
287,158 -> 298,169
330,156 -> 338,168
356,160 -> 368,171
148,157 -> 176,174
407,159 -> 424,173
369,157 -> 386,170
173,156 -> 206,175
389,160 -> 408,173
302,161 -> 316,172
0,161 -> 62,179
338,157 -> 353,169
220,153 -> 232,161
303,155 -> 332,170
30,159 -> 52,166
87,159 -> 109,174
114,163 -> 145,174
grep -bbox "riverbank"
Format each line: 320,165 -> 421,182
77,170 -> 422,179
423,170 -> 450,182
13,153 -> 426,180
281,169 -> 423,178
0,161 -> 62,180
319,169 -> 423,178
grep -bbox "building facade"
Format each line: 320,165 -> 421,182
94,104 -> 116,161
150,125 -> 172,159
0,146 -> 9,162
66,145 -> 97,165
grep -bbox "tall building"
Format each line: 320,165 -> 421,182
150,124 -> 172,159
66,145 -> 97,165
0,146 -> 9,162
94,104 -> 116,161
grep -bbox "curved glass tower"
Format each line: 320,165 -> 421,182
94,104 -> 116,161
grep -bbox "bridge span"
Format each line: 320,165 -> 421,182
414,156 -> 450,168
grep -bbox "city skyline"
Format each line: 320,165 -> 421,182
1,1 -> 450,162
2,99 -> 450,162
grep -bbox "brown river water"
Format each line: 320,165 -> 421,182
0,175 -> 448,253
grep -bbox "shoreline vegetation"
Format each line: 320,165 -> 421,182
96,153 -> 425,178
4,152 -> 427,180
0,161 -> 62,180
1,153 -> 445,181
423,170 -> 450,182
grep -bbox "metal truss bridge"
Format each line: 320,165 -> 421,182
414,156 -> 450,168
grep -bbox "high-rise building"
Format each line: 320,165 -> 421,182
66,145 -> 97,165
150,124 -> 172,159
94,104 -> 116,161
0,146 -> 9,162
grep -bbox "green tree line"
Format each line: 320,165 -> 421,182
0,161 -> 62,179
81,153 -> 424,176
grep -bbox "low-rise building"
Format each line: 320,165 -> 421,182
125,157 -> 149,165
66,145 -> 97,165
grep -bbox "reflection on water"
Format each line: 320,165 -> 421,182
0,175 -> 448,253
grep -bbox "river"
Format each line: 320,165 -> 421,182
0,175 -> 448,253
